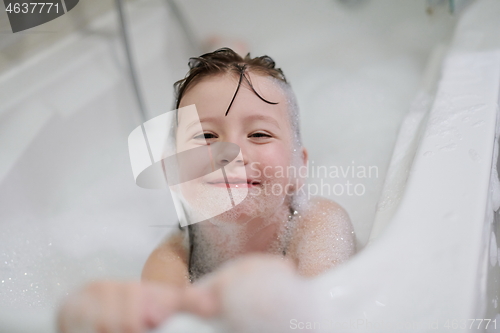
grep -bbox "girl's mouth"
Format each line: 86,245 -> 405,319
206,178 -> 260,188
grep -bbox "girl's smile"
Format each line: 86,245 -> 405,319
205,177 -> 261,188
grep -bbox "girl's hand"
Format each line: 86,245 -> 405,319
184,254 -> 307,333
57,280 -> 215,333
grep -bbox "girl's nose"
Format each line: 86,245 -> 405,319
211,142 -> 242,168
217,135 -> 247,165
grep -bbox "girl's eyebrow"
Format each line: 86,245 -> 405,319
185,117 -> 218,130
244,114 -> 281,129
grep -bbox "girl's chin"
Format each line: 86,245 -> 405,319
211,199 -> 285,225
181,183 -> 287,224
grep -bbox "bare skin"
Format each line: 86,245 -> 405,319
142,196 -> 355,285
57,72 -> 356,333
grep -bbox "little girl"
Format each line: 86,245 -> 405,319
58,48 -> 356,333
143,47 -> 355,286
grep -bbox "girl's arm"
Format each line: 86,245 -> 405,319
58,231 -> 207,333
142,230 -> 190,287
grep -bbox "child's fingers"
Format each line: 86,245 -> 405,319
141,282 -> 219,324
121,282 -> 144,333
178,285 -> 219,318
85,282 -> 145,333
58,257 -> 294,333
58,281 -> 166,333
141,282 -> 180,327
96,283 -> 121,332
181,254 -> 296,318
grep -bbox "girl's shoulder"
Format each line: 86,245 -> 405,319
141,230 -> 190,285
298,196 -> 350,230
287,196 -> 356,276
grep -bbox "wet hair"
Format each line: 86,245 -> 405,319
173,47 -> 302,147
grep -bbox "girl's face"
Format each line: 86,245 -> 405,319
176,72 -> 304,224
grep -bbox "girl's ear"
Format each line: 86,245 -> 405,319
290,146 -> 308,194
301,147 -> 308,167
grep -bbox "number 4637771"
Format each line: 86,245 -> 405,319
5,3 -> 59,14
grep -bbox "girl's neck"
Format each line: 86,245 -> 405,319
239,205 -> 290,253
188,204 -> 293,282
198,203 -> 291,253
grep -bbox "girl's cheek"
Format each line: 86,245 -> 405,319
250,144 -> 292,175
257,145 -> 287,160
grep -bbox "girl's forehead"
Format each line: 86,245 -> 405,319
178,73 -> 288,122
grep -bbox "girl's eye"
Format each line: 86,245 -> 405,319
249,132 -> 272,138
194,133 -> 218,140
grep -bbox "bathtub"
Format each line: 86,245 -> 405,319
0,0 -> 496,332
156,1 -> 500,332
